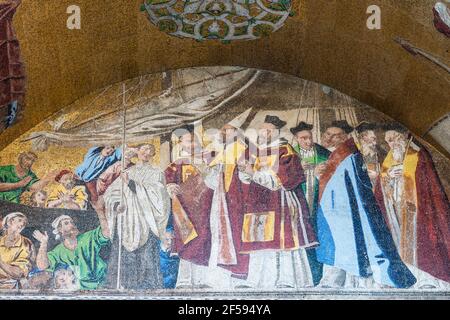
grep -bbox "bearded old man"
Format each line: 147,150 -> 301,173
103,143 -> 170,290
316,121 -> 416,289
237,115 -> 318,289
375,123 -> 450,288
355,122 -> 381,188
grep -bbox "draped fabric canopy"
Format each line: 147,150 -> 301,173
24,67 -> 260,151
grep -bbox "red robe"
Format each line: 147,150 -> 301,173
165,160 -> 213,267
218,162 -> 250,277
375,148 -> 450,283
241,141 -> 318,253
165,154 -> 250,278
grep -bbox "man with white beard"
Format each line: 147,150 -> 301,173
316,122 -> 416,289
355,122 -> 380,188
237,115 -> 318,289
375,123 -> 450,288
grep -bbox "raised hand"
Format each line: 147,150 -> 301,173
314,163 -> 327,177
166,183 -> 181,199
388,166 -> 403,179
33,230 -> 49,244
121,172 -> 130,184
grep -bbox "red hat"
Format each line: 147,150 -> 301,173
55,170 -> 72,182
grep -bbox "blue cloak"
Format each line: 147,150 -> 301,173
316,144 -> 416,288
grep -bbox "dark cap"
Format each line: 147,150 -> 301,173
264,115 -> 287,129
290,122 -> 313,135
329,120 -> 354,134
355,121 -> 377,134
382,122 -> 409,134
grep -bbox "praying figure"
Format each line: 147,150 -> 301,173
47,170 -> 88,210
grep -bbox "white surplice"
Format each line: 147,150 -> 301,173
104,163 -> 170,252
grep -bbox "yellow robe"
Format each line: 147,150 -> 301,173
47,184 -> 88,210
0,235 -> 34,289
381,148 -> 419,266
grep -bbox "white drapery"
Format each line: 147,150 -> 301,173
25,67 -> 260,151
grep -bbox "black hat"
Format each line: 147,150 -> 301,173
290,122 -> 313,135
329,120 -> 354,134
382,122 -> 409,134
264,115 -> 287,129
355,121 -> 377,134
173,124 -> 195,138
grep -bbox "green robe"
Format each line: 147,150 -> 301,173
47,227 -> 110,290
0,165 -> 39,203
293,143 -> 330,285
293,144 -> 330,217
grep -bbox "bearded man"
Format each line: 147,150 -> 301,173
375,123 -> 450,288
355,122 -> 380,188
316,121 -> 416,289
33,211 -> 110,290
0,152 -> 55,204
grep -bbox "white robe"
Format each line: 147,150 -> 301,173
104,163 -> 170,252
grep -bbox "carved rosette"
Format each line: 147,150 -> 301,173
141,0 -> 293,42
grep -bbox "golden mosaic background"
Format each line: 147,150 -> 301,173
0,0 -> 448,157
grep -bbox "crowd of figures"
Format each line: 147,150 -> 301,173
0,115 -> 449,292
